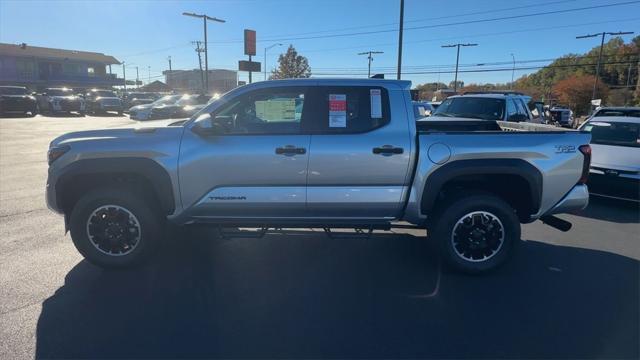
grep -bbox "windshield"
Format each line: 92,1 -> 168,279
153,95 -> 181,106
594,109 -> 640,118
177,96 -> 198,106
0,87 -> 28,95
583,121 -> 640,147
129,93 -> 154,100
433,97 -> 505,120
46,89 -> 73,96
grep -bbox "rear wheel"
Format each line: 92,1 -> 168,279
69,187 -> 163,269
432,193 -> 520,274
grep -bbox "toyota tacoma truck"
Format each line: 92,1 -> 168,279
46,79 -> 591,273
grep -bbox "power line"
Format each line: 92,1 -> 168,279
208,1 -> 640,44
310,60 -> 639,76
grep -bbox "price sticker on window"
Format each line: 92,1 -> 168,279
329,94 -> 347,127
370,89 -> 382,118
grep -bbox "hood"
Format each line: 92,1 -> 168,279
0,94 -> 35,100
49,95 -> 81,101
130,103 -> 154,111
49,122 -> 185,149
590,143 -> 640,172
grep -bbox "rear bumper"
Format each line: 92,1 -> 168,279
545,184 -> 589,215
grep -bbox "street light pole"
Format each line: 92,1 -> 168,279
396,0 -> 404,80
358,51 -> 384,78
122,62 -> 126,94
442,43 -> 478,92
135,66 -> 139,89
183,12 -> 225,93
167,56 -> 172,71
576,31 -> 634,100
264,43 -> 283,81
148,66 -> 150,84
510,53 -> 515,89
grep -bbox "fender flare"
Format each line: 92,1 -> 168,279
420,159 -> 543,215
56,157 -> 175,214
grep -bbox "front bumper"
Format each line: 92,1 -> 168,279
545,184 -> 590,215
46,173 -> 63,214
51,101 -> 85,112
588,172 -> 640,202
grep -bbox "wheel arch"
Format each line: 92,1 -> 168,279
56,157 -> 175,216
421,159 -> 542,222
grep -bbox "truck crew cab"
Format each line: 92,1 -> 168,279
46,79 -> 591,273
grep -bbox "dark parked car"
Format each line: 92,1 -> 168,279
37,88 -> 86,115
85,89 -> 123,115
123,92 -> 156,109
0,86 -> 38,117
148,94 -> 210,120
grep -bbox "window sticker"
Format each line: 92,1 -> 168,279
255,99 -> 296,122
329,94 -> 347,127
370,89 -> 382,118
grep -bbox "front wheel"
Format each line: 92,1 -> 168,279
69,187 -> 164,269
432,193 -> 520,274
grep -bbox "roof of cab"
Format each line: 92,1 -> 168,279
239,78 -> 412,91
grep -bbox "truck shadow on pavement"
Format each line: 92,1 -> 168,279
573,196 -> 640,224
35,228 -> 639,359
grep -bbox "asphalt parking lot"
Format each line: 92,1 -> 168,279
0,114 -> 638,359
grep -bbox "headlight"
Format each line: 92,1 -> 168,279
48,145 -> 70,165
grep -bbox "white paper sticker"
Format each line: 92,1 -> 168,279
370,89 -> 382,118
329,94 -> 347,128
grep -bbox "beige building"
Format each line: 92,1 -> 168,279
163,69 -> 237,94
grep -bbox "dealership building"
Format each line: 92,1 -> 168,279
0,43 -> 124,90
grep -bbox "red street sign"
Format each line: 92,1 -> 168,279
244,29 -> 256,56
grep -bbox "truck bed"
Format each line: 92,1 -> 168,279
416,120 -> 575,133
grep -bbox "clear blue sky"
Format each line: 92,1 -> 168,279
1,0 -> 638,87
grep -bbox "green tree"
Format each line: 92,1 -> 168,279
270,45 -> 311,79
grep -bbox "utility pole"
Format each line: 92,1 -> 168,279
510,53 -> 516,90
167,56 -> 172,72
148,66 -> 151,84
441,43 -> 478,92
135,66 -> 139,88
576,31 -> 634,101
122,62 -> 127,93
358,51 -> 384,78
183,12 -> 225,93
396,0 -> 404,80
264,43 -> 283,81
192,41 -> 205,92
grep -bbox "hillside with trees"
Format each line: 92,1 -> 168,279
414,36 -> 639,115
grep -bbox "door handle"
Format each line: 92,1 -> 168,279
275,145 -> 306,156
372,145 -> 404,156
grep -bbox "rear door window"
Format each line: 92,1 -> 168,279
305,86 -> 391,134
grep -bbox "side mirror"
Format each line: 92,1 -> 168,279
191,113 -> 224,136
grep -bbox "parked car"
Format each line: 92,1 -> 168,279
547,106 -> 574,128
37,88 -> 86,115
423,91 -> 535,122
147,94 -> 210,120
84,89 -> 123,115
579,116 -> 640,202
123,92 -> 157,109
589,106 -> 640,119
412,101 -> 435,120
0,86 -> 38,117
46,79 -> 591,273
129,94 -> 182,120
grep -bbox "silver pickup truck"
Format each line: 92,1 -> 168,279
46,79 -> 591,273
